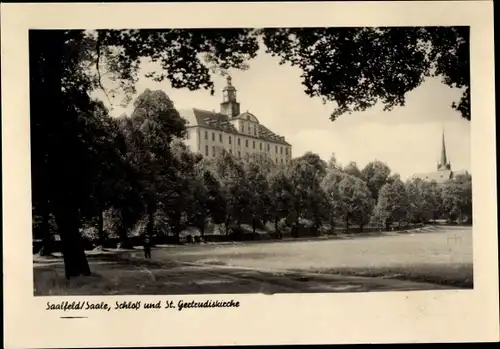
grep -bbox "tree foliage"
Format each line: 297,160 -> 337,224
441,174 -> 473,223
261,27 -> 470,120
361,160 -> 392,201
373,179 -> 409,229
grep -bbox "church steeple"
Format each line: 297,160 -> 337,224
220,75 -> 240,117
437,128 -> 451,171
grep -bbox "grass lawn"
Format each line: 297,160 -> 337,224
33,225 -> 473,295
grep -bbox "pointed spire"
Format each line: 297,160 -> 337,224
440,129 -> 447,165
438,126 -> 451,171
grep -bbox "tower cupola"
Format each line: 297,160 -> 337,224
220,76 -> 240,117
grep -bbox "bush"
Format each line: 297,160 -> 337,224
277,218 -> 291,236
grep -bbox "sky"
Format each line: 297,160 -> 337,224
94,45 -> 471,180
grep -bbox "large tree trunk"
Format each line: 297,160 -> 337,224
117,224 -> 130,249
30,30 -> 91,278
54,206 -> 91,279
359,222 -> 364,233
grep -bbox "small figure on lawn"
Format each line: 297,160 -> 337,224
143,236 -> 152,259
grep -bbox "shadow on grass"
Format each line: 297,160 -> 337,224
298,263 -> 473,289
33,251 -> 466,296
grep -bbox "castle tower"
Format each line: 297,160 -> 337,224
220,76 -> 240,117
437,129 -> 451,171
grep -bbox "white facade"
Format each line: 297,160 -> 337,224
179,76 -> 292,165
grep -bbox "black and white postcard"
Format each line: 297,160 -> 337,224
2,1 -> 498,347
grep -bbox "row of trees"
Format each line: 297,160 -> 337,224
34,86 -> 473,258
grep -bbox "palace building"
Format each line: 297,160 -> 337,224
178,76 -> 292,165
411,130 -> 469,184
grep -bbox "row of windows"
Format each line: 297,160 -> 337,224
204,145 -> 289,164
201,130 -> 289,155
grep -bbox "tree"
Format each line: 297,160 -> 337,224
261,27 -> 470,120
189,164 -> 226,239
441,173 -> 472,223
268,170 -> 295,237
342,161 -> 362,178
211,150 -> 249,235
327,152 -> 342,172
361,160 -> 391,201
78,103 -> 130,247
127,89 -> 187,241
242,159 -> 270,237
427,180 -> 444,222
321,169 -> 347,231
292,152 -> 328,180
387,173 -> 401,184
405,178 -> 442,224
286,158 -> 327,236
373,179 -> 409,230
337,174 -> 374,232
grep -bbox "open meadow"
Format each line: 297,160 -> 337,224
34,225 -> 473,295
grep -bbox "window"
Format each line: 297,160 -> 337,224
219,134 -> 223,142
205,145 -> 209,156
238,138 -> 241,146
212,133 -> 215,141
248,125 -> 251,134
275,146 -> 278,153
285,148 -> 288,155
253,141 -> 255,149
259,143 -> 262,150
212,146 -> 216,157
229,136 -> 232,144
276,158 -> 278,164
267,144 -> 270,151
281,159 -> 283,165
238,151 -> 241,158
254,127 -> 257,136
280,147 -> 283,154
186,131 -> 190,139
230,149 -> 232,154
246,139 -> 249,147
205,131 -> 208,140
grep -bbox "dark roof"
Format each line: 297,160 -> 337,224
411,169 -> 470,184
178,108 -> 291,145
411,170 -> 452,184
